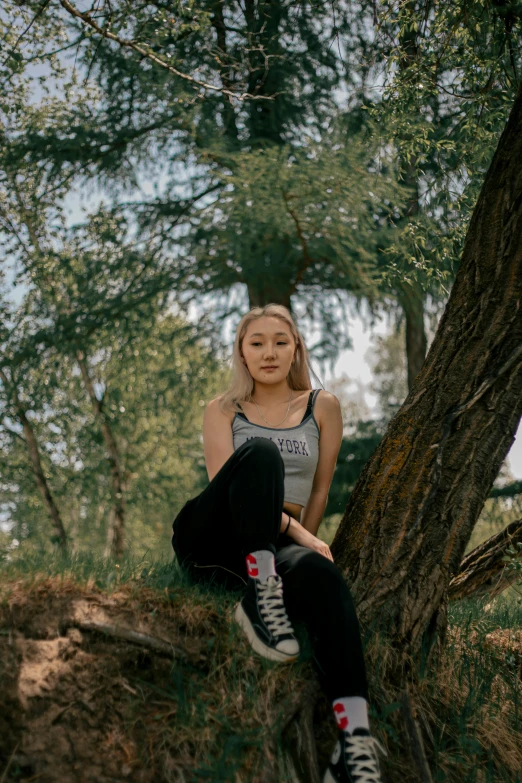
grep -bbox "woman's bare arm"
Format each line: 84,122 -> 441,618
299,392 -> 343,536
203,398 -> 235,482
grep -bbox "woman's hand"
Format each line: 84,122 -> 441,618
286,518 -> 334,562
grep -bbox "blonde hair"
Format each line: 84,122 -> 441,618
218,303 -> 323,415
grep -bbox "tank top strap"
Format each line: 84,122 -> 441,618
236,401 -> 249,421
299,390 -> 315,423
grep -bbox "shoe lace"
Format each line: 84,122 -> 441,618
344,733 -> 388,783
257,575 -> 294,637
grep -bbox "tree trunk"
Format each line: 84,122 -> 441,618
242,0 -> 300,315
245,0 -> 284,146
247,280 -> 293,311
76,353 -> 126,559
0,370 -> 67,549
20,409 -> 68,549
449,519 -> 522,601
331,82 -> 522,669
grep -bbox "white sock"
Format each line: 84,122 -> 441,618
246,550 -> 277,582
332,696 -> 370,734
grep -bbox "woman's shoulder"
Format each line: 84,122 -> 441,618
313,389 -> 341,426
205,394 -> 237,426
315,389 -> 339,405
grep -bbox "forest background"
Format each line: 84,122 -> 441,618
1,0 -> 522,593
3,2 -> 522,781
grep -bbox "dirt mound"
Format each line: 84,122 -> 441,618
0,577 -> 213,783
0,575 -> 325,783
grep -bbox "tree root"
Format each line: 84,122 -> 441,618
400,684 -> 433,783
280,681 -> 322,733
256,681 -> 323,783
67,620 -> 191,661
284,697 -> 322,783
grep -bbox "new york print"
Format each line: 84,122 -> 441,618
245,434 -> 310,456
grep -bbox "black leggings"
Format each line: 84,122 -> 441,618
172,437 -> 369,703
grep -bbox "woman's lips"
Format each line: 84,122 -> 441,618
262,366 -> 278,371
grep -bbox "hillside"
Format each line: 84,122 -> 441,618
0,555 -> 521,782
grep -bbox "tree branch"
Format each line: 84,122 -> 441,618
58,0 -> 279,103
449,518 -> 522,600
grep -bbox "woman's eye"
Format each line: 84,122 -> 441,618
251,342 -> 287,346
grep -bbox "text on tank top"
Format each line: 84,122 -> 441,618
231,389 -> 321,506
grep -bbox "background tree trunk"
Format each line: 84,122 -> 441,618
247,280 -> 293,311
210,1 -> 240,147
398,2 -> 428,390
403,288 -> 428,391
332,82 -> 522,669
242,0 -> 299,315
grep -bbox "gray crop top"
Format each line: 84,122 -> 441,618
232,390 -> 321,507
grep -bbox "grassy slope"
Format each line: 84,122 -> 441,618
0,552 -> 521,782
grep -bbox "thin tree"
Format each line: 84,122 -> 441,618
75,351 -> 126,558
0,365 -> 67,549
395,0 -> 428,389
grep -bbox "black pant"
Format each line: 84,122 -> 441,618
172,437 -> 369,703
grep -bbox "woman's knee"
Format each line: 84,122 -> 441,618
282,547 -> 351,593
237,437 -> 283,469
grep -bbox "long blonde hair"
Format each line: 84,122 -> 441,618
218,304 -> 323,415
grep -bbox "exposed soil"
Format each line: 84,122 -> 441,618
0,578 -> 212,783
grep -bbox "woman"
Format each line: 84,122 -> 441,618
172,304 -> 387,783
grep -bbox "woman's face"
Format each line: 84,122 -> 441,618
241,316 -> 296,384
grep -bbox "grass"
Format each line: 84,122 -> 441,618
0,549 -> 521,782
0,548 -> 182,592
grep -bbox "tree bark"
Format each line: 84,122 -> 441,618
449,518 -> 522,601
0,369 -> 67,549
76,353 -> 126,559
332,81 -> 522,667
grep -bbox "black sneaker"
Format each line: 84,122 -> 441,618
323,727 -> 387,783
234,574 -> 300,662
